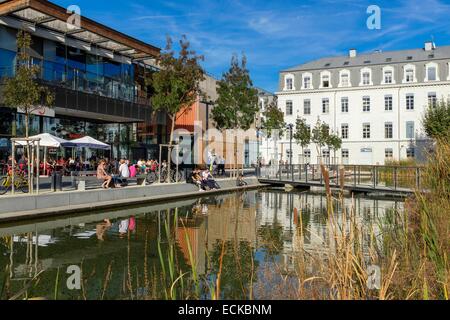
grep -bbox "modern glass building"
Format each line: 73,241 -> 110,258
0,0 -> 166,160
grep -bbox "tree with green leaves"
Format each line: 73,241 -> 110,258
294,117 -> 311,158
423,100 -> 450,140
211,54 -> 259,176
3,30 -> 54,138
311,119 -> 330,159
327,132 -> 343,164
2,30 -> 54,192
261,96 -> 285,139
147,36 -> 205,179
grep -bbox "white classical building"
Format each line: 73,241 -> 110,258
276,42 -> 450,165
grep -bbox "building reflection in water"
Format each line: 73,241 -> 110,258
0,189 -> 403,299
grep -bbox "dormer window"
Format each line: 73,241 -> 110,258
403,65 -> 416,83
360,68 -> 372,86
322,75 -> 330,87
302,72 -> 313,90
406,69 -> 414,82
339,70 -> 350,87
382,66 -> 395,85
384,71 -> 393,83
320,71 -> 332,88
284,74 -> 295,91
425,62 -> 439,82
341,74 -> 349,86
428,67 -> 437,81
286,78 -> 293,90
362,72 -> 370,85
448,62 -> 450,81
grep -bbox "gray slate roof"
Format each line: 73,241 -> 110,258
282,45 -> 450,72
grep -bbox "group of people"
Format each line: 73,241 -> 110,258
96,216 -> 137,241
207,154 -> 226,176
190,168 -> 221,192
97,158 -> 153,189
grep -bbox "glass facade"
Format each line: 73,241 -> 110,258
0,25 -> 163,161
1,25 -> 138,103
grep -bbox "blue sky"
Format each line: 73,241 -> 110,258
53,0 -> 450,92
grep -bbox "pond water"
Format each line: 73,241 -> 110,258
0,189 -> 404,300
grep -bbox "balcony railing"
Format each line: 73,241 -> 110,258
0,56 -> 151,106
0,64 -> 152,122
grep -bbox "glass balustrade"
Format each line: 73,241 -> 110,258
0,48 -> 146,105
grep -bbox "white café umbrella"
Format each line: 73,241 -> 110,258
70,136 -> 111,150
14,133 -> 76,148
71,136 -> 111,169
14,133 -> 76,176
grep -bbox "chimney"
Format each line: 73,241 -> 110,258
424,41 -> 435,51
349,49 -> 357,58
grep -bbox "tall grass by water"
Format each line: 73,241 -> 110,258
1,141 -> 449,300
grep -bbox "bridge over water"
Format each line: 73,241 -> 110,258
257,164 -> 424,196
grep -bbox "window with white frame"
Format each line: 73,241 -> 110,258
404,65 -> 416,83
342,149 -> 349,164
322,98 -> 330,113
286,101 -> 293,115
363,123 -> 371,139
385,122 -> 393,139
284,74 -> 295,90
383,68 -> 394,84
341,124 -> 349,139
385,148 -> 394,159
406,94 -> 415,110
406,121 -> 415,139
448,62 -> 450,81
428,92 -> 437,108
339,71 -> 350,87
362,72 -> 370,85
406,147 -> 415,158
302,73 -> 312,89
304,150 -> 311,162
303,99 -> 311,115
341,97 -> 349,113
321,72 -> 331,88
360,68 -> 372,86
363,96 -> 371,112
425,63 -> 439,81
385,95 -> 393,111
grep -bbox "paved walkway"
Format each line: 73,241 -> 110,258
0,169 -> 257,197
0,177 -> 264,222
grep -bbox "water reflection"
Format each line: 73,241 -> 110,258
0,190 -> 403,300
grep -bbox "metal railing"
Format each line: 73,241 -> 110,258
258,164 -> 424,192
0,51 -> 151,106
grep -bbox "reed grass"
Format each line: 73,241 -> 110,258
3,140 -> 449,300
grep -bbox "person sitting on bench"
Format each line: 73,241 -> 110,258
97,160 -> 113,189
118,159 -> 130,186
237,174 -> 248,187
191,169 -> 206,192
202,170 -> 220,190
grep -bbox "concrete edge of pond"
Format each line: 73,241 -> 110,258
0,177 -> 267,223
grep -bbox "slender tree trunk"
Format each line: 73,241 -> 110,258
25,113 -> 32,192
168,114 -> 176,183
234,136 -> 238,179
25,113 -> 29,139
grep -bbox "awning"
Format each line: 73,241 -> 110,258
0,0 -> 160,65
70,136 -> 111,150
14,133 -> 76,148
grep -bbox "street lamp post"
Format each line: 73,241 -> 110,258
288,123 -> 294,179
